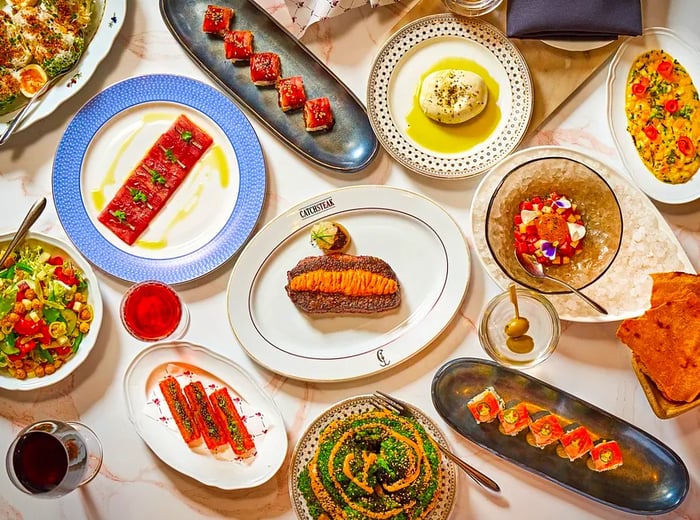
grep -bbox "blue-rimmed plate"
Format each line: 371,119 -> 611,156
53,74 -> 266,284
160,0 -> 378,174
432,358 -> 690,515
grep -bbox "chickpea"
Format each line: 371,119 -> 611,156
32,299 -> 42,311
73,293 -> 84,302
15,270 -> 24,280
79,308 -> 91,321
53,359 -> 63,370
45,364 -> 56,375
24,289 -> 36,299
7,312 -> 20,323
78,322 -> 90,334
2,254 -> 15,269
63,266 -> 75,278
12,302 -> 24,314
23,360 -> 34,371
13,360 -> 23,369
15,369 -> 26,380
35,365 -> 45,377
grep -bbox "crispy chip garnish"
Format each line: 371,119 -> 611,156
617,294 -> 700,403
650,272 -> 700,307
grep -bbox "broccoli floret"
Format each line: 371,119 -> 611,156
42,35 -> 84,78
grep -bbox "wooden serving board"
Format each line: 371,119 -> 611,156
391,0 -> 625,134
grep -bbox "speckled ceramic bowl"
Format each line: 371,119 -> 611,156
485,156 -> 623,293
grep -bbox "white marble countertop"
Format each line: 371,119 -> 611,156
0,0 -> 698,518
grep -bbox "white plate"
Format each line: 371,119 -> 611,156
289,395 -> 457,520
606,27 -> 700,204
123,341 -> 287,490
0,232 -> 103,391
367,14 -> 533,179
226,185 -> 470,382
471,146 -> 694,323
541,39 -> 615,52
0,0 -> 126,134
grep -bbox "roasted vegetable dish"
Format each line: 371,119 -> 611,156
0,242 -> 94,379
625,49 -> 700,184
0,0 -> 94,115
298,409 -> 443,519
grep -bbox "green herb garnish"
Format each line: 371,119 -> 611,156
148,168 -> 167,185
129,188 -> 148,203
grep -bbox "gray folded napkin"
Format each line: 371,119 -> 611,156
507,0 -> 643,40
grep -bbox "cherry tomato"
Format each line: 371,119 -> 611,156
677,136 -> 696,157
632,82 -> 648,97
664,99 -> 679,113
643,125 -> 659,141
657,60 -> 674,79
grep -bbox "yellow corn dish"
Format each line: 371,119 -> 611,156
625,49 -> 700,184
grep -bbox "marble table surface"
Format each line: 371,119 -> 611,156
0,0 -> 698,518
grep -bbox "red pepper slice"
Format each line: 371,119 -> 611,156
657,60 -> 674,80
48,256 -> 64,266
664,99 -> 679,113
677,136 -> 696,157
54,346 -> 72,357
54,266 -> 78,286
15,338 -> 36,355
643,125 -> 659,141
14,317 -> 40,335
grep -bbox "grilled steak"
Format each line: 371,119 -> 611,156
285,254 -> 401,314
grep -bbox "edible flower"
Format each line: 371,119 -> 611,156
540,242 -> 557,260
554,197 -> 571,210
643,124 -> 659,141
677,136 -> 695,157
657,60 -> 674,80
664,99 -> 679,114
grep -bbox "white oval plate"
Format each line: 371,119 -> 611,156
289,395 -> 456,520
367,14 -> 532,179
0,0 -> 126,134
606,27 -> 700,204
226,185 -> 470,382
0,232 -> 103,391
123,341 -> 287,490
471,146 -> 694,323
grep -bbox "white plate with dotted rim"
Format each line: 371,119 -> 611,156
289,395 -> 457,520
367,14 -> 533,179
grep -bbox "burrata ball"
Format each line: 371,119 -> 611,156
419,69 -> 488,124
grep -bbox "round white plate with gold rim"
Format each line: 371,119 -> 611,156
471,145 -> 694,323
289,395 -> 457,520
367,14 -> 533,179
226,185 -> 470,382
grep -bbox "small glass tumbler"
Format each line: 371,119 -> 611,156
6,420 -> 103,498
120,280 -> 190,342
442,0 -> 503,17
478,288 -> 560,369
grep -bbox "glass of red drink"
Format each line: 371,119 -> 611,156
120,280 -> 190,341
6,420 -> 103,498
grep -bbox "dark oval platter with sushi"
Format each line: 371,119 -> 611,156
431,358 -> 689,515
160,0 -> 379,173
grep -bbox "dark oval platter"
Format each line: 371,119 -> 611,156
431,358 -> 689,515
160,0 -> 378,173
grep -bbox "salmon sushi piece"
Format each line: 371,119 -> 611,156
159,376 -> 200,444
277,76 -> 306,112
224,30 -> 254,62
250,52 -> 281,86
304,97 -> 334,132
209,388 -> 256,458
590,440 -> 623,472
184,382 -> 229,450
497,401 -> 530,436
202,5 -> 234,35
560,425 -> 594,461
467,387 -> 504,424
528,411 -> 563,448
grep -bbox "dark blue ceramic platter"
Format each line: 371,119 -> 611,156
160,0 -> 378,173
431,358 -> 689,515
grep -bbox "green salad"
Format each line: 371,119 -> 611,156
0,241 -> 94,380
